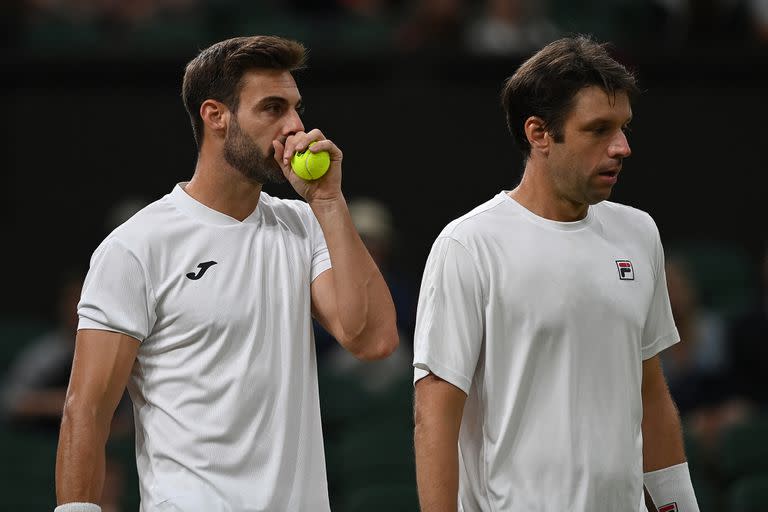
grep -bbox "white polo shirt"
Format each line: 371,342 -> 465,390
78,184 -> 332,511
414,192 -> 679,512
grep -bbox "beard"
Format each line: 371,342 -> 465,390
223,117 -> 286,185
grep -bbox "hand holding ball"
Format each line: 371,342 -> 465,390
291,142 -> 330,181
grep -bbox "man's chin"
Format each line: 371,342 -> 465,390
589,184 -> 616,204
262,164 -> 288,184
240,165 -> 286,185
265,172 -> 288,185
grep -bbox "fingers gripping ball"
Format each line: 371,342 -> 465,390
291,142 -> 330,181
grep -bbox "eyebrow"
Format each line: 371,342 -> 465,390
255,96 -> 302,109
583,114 -> 633,126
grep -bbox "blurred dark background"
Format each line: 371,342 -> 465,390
1,0 -> 767,510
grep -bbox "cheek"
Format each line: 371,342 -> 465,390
239,122 -> 273,148
571,144 -> 603,171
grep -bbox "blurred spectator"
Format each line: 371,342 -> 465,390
317,197 -> 416,392
661,253 -> 757,453
11,0 -> 768,53
23,0 -> 202,24
0,270 -> 128,510
465,0 -> 559,55
20,0 -> 205,53
662,255 -> 729,416
1,271 -> 82,431
394,0 -> 464,51
348,197 -> 417,340
332,0 -> 397,50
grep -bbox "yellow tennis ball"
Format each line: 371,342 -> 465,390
291,142 -> 330,181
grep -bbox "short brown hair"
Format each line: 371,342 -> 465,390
182,36 -> 307,149
501,36 -> 639,159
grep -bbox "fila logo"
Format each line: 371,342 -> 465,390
658,504 -> 678,512
186,261 -> 217,280
616,260 -> 634,280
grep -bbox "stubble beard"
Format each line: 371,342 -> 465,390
223,117 -> 286,185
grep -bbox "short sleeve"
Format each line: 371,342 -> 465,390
78,238 -> 157,342
413,237 -> 485,395
305,205 -> 332,282
641,225 -> 680,360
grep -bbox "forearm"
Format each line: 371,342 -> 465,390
310,195 -> 397,350
414,377 -> 463,512
642,382 -> 686,471
56,403 -> 110,504
640,356 -> 700,511
415,420 -> 459,512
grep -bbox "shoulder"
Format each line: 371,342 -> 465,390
112,195 -> 177,241
595,200 -> 654,222
421,194 -> 516,281
438,193 -> 513,245
594,200 -> 660,242
92,196 -> 176,262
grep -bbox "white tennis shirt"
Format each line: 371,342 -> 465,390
414,192 -> 679,512
78,184 -> 332,511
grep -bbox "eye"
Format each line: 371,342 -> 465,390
265,103 -> 284,114
621,125 -> 632,135
296,104 -> 306,116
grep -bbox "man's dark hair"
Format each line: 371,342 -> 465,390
182,36 -> 307,150
501,35 -> 639,159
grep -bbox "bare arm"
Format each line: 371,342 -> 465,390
641,355 -> 686,472
309,198 -> 398,360
274,129 -> 398,360
414,374 -> 467,512
56,329 -> 139,505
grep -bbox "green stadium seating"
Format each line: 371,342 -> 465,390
720,417 -> 768,481
319,371 -> 377,434
727,474 -> 768,512
666,241 -> 754,315
341,483 -> 419,512
0,427 -> 58,507
333,419 -> 415,498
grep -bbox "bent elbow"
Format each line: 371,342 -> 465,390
352,326 -> 399,361
60,393 -> 111,437
61,395 -> 92,430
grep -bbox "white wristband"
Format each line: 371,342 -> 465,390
644,462 -> 700,512
54,503 -> 102,512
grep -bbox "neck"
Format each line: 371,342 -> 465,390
510,158 -> 589,222
185,149 -> 262,222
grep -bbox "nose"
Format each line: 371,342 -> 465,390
609,130 -> 632,159
284,108 -> 304,135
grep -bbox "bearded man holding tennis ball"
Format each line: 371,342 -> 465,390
290,141 -> 331,180
55,35 -> 398,512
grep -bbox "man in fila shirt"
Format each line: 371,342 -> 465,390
413,36 -> 700,512
54,36 -> 398,512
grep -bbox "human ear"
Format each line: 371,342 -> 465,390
200,99 -> 229,138
524,116 -> 549,155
